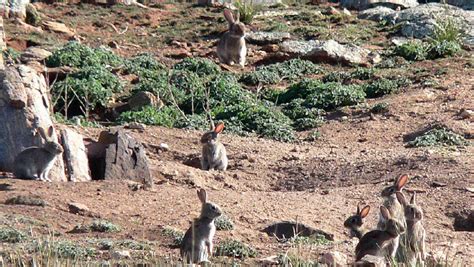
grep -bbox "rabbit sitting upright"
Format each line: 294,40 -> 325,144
217,9 -> 247,67
201,122 -> 228,171
180,189 -> 222,264
344,205 -> 371,240
13,126 -> 63,182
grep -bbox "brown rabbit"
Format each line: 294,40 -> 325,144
355,206 -> 405,261
397,192 -> 426,266
201,122 -> 228,171
377,174 -> 409,259
344,205 -> 371,240
216,9 -> 247,67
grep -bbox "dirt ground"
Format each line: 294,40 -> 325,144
1,1 -> 473,266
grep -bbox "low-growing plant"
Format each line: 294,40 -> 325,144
5,196 -> 47,207
46,42 -> 123,68
322,71 -> 352,83
428,40 -> 461,59
408,128 -> 468,147
0,227 -> 27,243
215,214 -> 234,231
351,68 -> 376,80
89,220 -> 120,233
288,234 -> 331,246
173,57 -> 220,76
393,41 -> 428,61
305,130 -> 321,141
371,102 -> 389,114
115,239 -> 151,250
363,78 -> 400,98
161,227 -> 184,247
125,53 -> 166,76
235,1 -> 260,24
216,239 -> 258,258
118,106 -> 182,128
282,99 -> 326,130
2,47 -> 21,63
46,240 -> 96,259
240,59 -> 321,86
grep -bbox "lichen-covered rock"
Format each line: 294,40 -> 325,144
61,128 -> 91,182
280,39 -> 381,65
341,0 -> 418,10
358,6 -> 396,21
246,31 -> 291,45
20,47 -> 52,63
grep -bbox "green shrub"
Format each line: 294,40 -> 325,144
215,215 -> 234,231
173,57 -> 220,76
46,42 -> 123,68
216,239 -> 258,258
371,102 -> 389,114
0,227 -> 27,243
52,66 -> 123,114
428,40 -> 461,59
90,220 -> 120,233
240,59 -> 321,86
118,106 -> 182,128
393,41 -> 428,61
2,47 -> 21,63
282,99 -> 326,130
161,227 -> 184,247
351,68 -> 376,80
289,234 -> 331,246
304,130 -> 321,141
49,241 -> 96,259
235,1 -> 260,24
5,195 -> 47,207
363,78 -> 400,98
116,239 -> 151,250
125,53 -> 166,76
430,17 -> 463,45
170,70 -> 206,111
408,128 -> 468,147
322,71 -> 351,83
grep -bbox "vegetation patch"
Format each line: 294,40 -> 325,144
0,227 -> 27,243
240,59 -> 321,86
173,57 -> 221,76
5,195 -> 47,207
46,42 -> 123,68
2,47 -> 21,63
215,214 -> 234,231
393,41 -> 428,61
216,239 -> 258,258
44,240 -> 96,259
161,227 -> 184,247
408,128 -> 469,147
370,102 -> 389,114
288,234 -> 331,246
90,220 -> 120,233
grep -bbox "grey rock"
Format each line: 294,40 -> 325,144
280,39 -> 381,65
341,0 -> 418,10
354,255 -> 386,266
358,6 -> 396,21
246,31 -> 291,45
68,202 -> 90,215
262,221 -> 334,241
61,128 -> 91,182
20,47 -> 52,63
127,91 -> 158,111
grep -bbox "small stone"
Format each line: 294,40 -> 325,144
111,250 -> 131,260
320,251 -> 347,267
431,181 -> 447,188
355,254 -> 385,267
68,202 -> 90,215
258,255 -> 279,265
159,143 -> 169,151
43,21 -> 75,37
328,6 -> 340,15
126,122 -> 146,131
261,44 -> 279,52
342,8 -> 351,16
465,187 -> 474,193
459,109 -> 473,120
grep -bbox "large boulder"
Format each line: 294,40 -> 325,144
246,31 -> 291,45
1,0 -> 30,20
340,0 -> 418,10
61,128 -> 91,182
20,47 -> 52,63
358,6 -> 396,21
280,39 -> 381,66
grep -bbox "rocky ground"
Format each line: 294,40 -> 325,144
0,1 -> 473,266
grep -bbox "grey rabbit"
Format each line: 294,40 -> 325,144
377,174 -> 409,259
397,192 -> 426,266
201,122 -> 228,171
344,205 -> 371,240
355,206 -> 405,261
13,126 -> 63,182
216,9 -> 247,67
180,189 -> 222,264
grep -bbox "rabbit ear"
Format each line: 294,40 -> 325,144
235,10 -> 240,22
396,192 -> 407,207
214,123 -> 224,134
37,127 -> 49,140
224,9 -> 235,24
47,126 -> 54,138
356,205 -> 360,214
360,205 -> 370,218
410,192 -> 416,205
197,189 -> 207,204
396,174 -> 409,190
380,206 -> 391,220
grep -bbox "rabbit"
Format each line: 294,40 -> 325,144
344,205 -> 371,240
355,206 -> 405,261
180,189 -> 222,264
13,126 -> 63,182
396,192 -> 426,266
201,122 -> 228,171
377,174 -> 409,259
216,9 -> 247,67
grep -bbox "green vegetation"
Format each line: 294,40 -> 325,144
235,1 -> 260,24
5,195 -> 47,207
46,42 -> 123,68
371,102 -> 389,114
216,239 -> 258,258
161,227 -> 184,247
363,78 -> 406,98
118,106 -> 182,128
393,41 -> 428,61
240,59 -> 322,86
289,234 -> 331,246
173,57 -> 221,76
0,227 -> 27,243
408,128 -> 469,147
215,215 -> 234,231
43,240 -> 96,259
2,47 -> 21,63
89,220 -> 120,233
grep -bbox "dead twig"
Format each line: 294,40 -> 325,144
105,22 -> 128,35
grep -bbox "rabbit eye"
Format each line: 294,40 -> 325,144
211,206 -> 216,210
351,218 -> 356,223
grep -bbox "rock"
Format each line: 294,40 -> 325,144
100,128 -> 153,188
68,202 -> 91,215
258,255 -> 280,265
255,10 -> 301,18
340,0 -> 418,10
61,128 -> 91,182
127,91 -> 158,111
1,0 -> 29,20
459,109 -> 473,120
390,36 -> 412,46
25,3 -> 41,27
280,39 -> 381,65
446,0 -> 474,10
358,6 -> 396,21
261,44 -> 280,52
125,122 -> 146,131
159,143 -> 169,151
246,31 -> 291,45
111,250 -> 131,260
320,251 -> 347,267
354,255 -> 386,267
342,8 -> 352,16
0,18 -> 6,52
262,221 -> 334,240
328,6 -> 340,15
20,47 -> 52,63
43,21 -> 75,37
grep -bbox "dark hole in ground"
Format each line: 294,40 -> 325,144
0,183 -> 12,191
182,154 -> 202,169
84,138 -> 107,180
447,209 -> 474,232
262,221 -> 334,241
